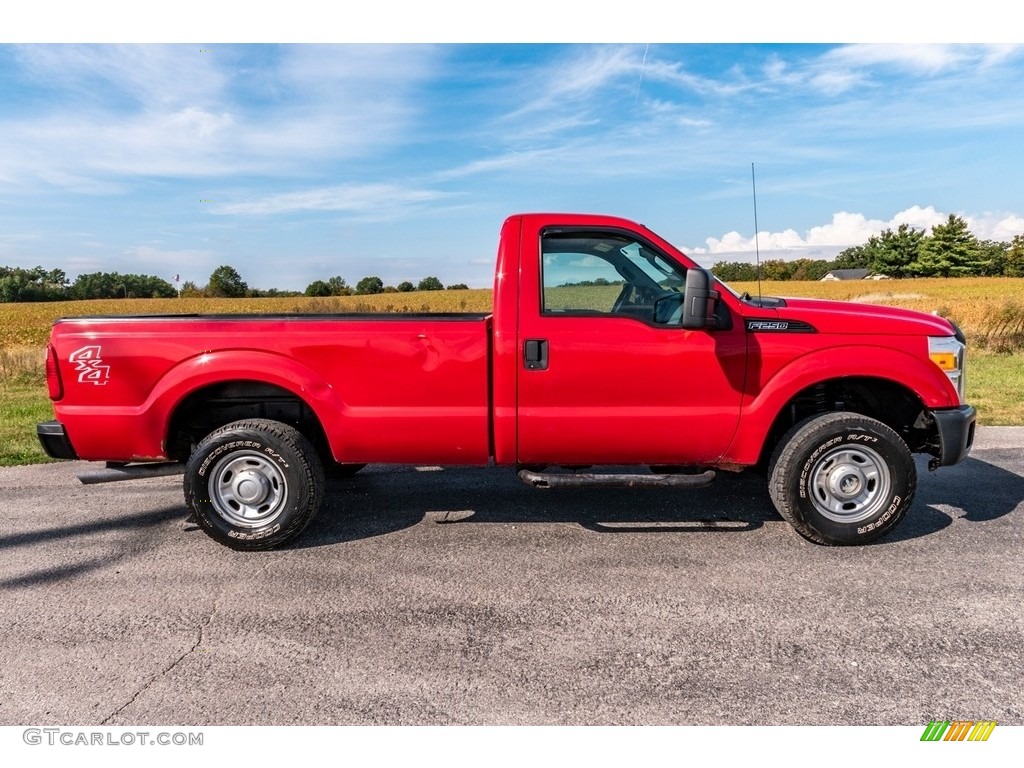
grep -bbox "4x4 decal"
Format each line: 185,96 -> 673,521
68,345 -> 111,385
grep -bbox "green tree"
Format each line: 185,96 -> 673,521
759,259 -> 792,281
207,265 -> 248,298
1005,235 -> 1024,277
355,276 -> 384,295
326,276 -> 350,296
0,265 -> 67,301
417,276 -> 444,291
305,279 -> 332,297
710,261 -> 758,281
44,268 -> 68,294
787,259 -> 834,281
446,283 -> 469,290
833,245 -> 870,270
975,240 -> 1009,276
915,215 -> 984,277
180,281 -> 205,298
397,281 -> 415,292
865,224 -> 924,278
71,272 -> 115,299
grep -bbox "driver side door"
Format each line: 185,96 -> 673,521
516,227 -> 747,466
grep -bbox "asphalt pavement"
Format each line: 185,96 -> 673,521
1,428 -> 1022,725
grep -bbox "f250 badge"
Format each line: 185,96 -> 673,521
746,320 -> 790,331
68,345 -> 111,385
745,319 -> 816,333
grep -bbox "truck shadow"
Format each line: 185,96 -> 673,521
2,455 -> 1015,586
303,467 -> 770,548
302,455 -> 1024,549
0,505 -> 182,590
886,453 -> 1024,542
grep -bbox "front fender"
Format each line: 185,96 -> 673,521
723,344 -> 958,465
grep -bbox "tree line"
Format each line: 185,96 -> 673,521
711,215 -> 1024,281
299,274 -> 469,298
4,214 -> 1022,303
0,263 -> 472,303
0,267 -> 178,302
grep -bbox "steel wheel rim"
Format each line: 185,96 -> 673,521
208,450 -> 289,528
808,444 -> 892,524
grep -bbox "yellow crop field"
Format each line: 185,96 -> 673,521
2,278 -> 1023,349
726,277 -> 1024,334
4,279 -> 1024,353
0,290 -> 495,349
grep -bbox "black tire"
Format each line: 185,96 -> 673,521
768,412 -> 916,545
184,419 -> 325,551
325,462 -> 367,479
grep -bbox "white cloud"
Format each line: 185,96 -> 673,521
498,46 -> 641,123
695,205 -> 1023,258
964,213 -> 1024,241
805,44 -> 1024,96
0,45 -> 444,190
701,210 -> 893,253
824,45 -> 972,75
504,45 -> 744,127
434,148 -> 564,181
891,205 -> 947,231
212,183 -> 453,217
124,246 -> 214,269
13,45 -> 229,110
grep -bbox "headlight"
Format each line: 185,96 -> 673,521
928,335 -> 966,404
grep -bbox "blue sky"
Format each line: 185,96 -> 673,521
2,38 -> 1023,290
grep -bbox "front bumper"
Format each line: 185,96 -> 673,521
37,420 -> 77,460
931,405 -> 976,467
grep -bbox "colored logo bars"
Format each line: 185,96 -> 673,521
921,721 -> 997,742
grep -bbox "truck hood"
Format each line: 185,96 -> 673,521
763,297 -> 956,337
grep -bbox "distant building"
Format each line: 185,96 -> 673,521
819,268 -> 888,281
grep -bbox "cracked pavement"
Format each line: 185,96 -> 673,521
1,428 -> 1023,725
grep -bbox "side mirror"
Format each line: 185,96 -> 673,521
681,268 -> 719,329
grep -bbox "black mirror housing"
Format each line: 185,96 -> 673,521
682,268 -> 719,329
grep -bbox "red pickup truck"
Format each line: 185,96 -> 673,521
37,213 -> 975,550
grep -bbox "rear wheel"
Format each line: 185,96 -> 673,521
768,412 -> 915,545
184,419 -> 325,550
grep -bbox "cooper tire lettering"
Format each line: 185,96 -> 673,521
183,419 -> 324,551
768,413 -> 916,546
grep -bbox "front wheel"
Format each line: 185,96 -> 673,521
184,419 -> 325,551
768,412 -> 916,545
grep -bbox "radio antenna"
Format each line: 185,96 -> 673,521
751,162 -> 762,305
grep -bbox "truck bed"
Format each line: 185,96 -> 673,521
49,313 -> 494,464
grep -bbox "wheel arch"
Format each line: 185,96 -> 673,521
752,375 -> 936,469
149,350 -> 346,464
165,379 -> 334,465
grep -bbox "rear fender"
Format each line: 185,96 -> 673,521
146,350 -> 346,459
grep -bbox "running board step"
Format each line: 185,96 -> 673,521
517,469 -> 716,489
78,462 -> 185,485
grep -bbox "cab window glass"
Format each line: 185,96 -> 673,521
541,232 -> 686,322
